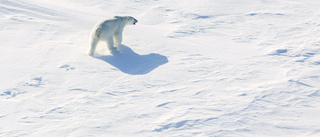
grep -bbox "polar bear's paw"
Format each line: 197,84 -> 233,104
88,52 -> 94,56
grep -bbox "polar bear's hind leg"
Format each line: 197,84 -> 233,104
88,37 -> 99,56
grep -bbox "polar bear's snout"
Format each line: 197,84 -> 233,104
133,18 -> 138,25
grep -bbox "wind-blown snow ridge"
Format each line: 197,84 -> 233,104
1,0 -> 320,137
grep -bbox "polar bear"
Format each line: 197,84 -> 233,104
88,16 -> 138,56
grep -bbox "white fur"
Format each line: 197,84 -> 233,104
88,16 -> 138,56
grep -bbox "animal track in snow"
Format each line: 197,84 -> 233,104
0,88 -> 27,98
24,77 -> 46,87
59,64 -> 75,71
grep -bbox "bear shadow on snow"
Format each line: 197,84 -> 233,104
94,44 -> 168,75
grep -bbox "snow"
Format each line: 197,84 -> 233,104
1,0 -> 320,136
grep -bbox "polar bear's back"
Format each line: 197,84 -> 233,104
98,18 -> 119,29
91,18 -> 120,38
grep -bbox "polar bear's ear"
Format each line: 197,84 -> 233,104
114,16 -> 123,22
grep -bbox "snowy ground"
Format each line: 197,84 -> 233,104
1,0 -> 320,136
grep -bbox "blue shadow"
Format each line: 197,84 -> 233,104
94,44 -> 168,75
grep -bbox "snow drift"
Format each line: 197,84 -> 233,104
1,0 -> 320,136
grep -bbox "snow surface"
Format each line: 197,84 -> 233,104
1,0 -> 320,136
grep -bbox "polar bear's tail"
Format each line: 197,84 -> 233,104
94,29 -> 102,38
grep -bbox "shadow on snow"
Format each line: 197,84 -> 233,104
94,44 -> 168,75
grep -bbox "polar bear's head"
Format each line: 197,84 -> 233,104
126,16 -> 138,25
115,16 -> 138,25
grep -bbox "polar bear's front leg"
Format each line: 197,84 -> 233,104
113,31 -> 122,47
106,37 -> 117,52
